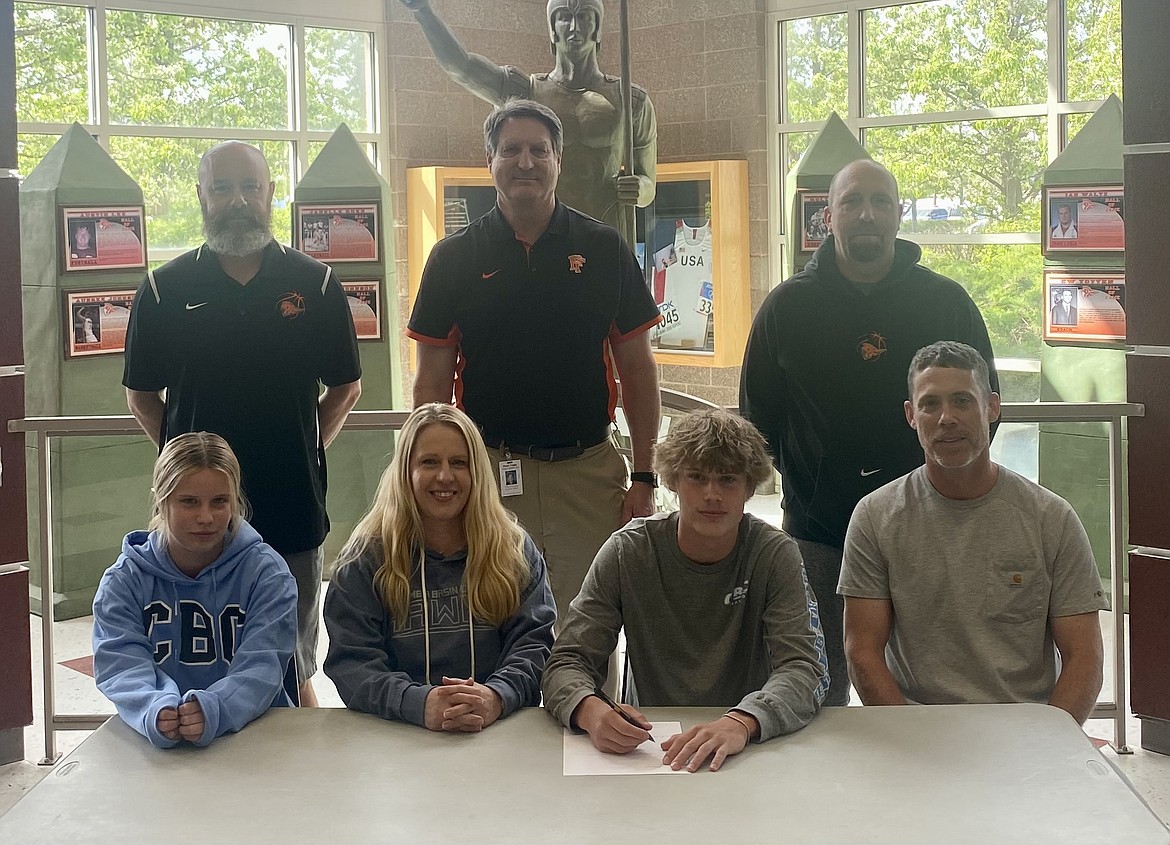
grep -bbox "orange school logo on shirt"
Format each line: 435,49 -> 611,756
857,331 -> 887,362
278,292 -> 306,319
568,254 -> 586,274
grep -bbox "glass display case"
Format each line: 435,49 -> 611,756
406,164 -> 495,302
405,166 -> 494,368
641,160 -> 750,367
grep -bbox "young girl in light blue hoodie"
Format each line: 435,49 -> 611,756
92,432 -> 298,748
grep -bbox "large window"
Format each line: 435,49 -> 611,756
14,2 -> 89,125
306,27 -> 375,133
783,13 -> 847,124
1065,0 -> 1123,102
105,12 -> 291,130
14,2 -> 381,260
863,1 -> 1047,116
772,0 -> 1122,369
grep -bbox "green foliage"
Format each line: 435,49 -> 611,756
14,3 -> 89,125
1064,111 -> 1092,145
306,28 -> 372,132
784,14 -> 848,124
1065,0 -> 1122,102
784,131 -> 816,176
862,1 -> 1048,227
107,137 -> 292,250
919,244 -> 1044,359
864,0 -> 1047,115
105,11 -> 289,129
868,117 -> 1047,229
17,133 -> 59,180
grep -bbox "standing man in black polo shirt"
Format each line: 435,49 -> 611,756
408,100 -> 662,657
122,141 -> 363,707
739,159 -> 997,708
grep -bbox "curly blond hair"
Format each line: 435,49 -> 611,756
653,409 -> 772,493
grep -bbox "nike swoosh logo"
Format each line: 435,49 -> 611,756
185,302 -> 208,310
860,469 -> 881,477
481,270 -> 500,279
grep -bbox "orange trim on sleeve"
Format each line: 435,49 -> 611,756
609,314 -> 663,345
603,337 -> 619,423
453,345 -> 466,410
406,325 -> 461,348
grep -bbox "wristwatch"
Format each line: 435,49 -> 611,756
630,471 -> 658,488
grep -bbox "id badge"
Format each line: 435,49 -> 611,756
499,459 -> 523,497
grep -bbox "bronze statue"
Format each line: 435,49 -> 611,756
401,0 -> 657,229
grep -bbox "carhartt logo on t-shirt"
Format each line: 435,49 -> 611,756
724,581 -> 749,606
1009,573 -> 1024,587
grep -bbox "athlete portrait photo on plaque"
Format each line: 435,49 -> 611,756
63,288 -> 138,358
1043,271 -> 1126,344
295,202 -> 380,263
1043,187 -> 1125,254
60,206 -> 147,273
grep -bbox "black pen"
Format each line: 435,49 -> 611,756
592,686 -> 654,742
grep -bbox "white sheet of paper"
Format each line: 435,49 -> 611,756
562,721 -> 686,776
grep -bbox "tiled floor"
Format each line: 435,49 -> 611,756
2,495 -> 1168,827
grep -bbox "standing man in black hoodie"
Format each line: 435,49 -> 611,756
739,158 -> 997,707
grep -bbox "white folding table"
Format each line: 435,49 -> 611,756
1,703 -> 1165,844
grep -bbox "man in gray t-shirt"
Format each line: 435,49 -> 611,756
838,341 -> 1107,724
543,410 -> 828,772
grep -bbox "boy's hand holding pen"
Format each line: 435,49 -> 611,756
592,686 -> 654,743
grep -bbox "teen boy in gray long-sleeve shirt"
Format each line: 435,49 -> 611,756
542,409 -> 828,772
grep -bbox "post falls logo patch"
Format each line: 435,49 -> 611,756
278,292 -> 306,319
857,331 -> 887,362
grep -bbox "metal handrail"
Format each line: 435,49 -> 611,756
995,402 -> 1140,753
997,401 -> 1144,422
8,398 -> 1143,761
8,408 -> 416,763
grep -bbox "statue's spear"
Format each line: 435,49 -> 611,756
617,0 -> 636,247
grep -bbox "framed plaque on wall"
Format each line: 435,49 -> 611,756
1042,186 -> 1125,254
1043,270 -> 1126,344
60,206 -> 147,273
62,288 -> 138,358
295,202 -> 381,263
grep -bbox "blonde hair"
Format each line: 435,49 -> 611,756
148,432 -> 249,550
653,409 -> 773,492
336,404 -> 529,628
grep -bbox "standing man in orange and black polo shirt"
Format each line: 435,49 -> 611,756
409,100 -> 661,653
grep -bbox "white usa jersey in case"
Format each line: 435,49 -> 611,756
658,219 -> 713,350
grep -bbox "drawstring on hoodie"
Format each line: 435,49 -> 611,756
419,547 -> 477,685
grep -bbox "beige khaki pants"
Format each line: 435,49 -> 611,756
488,437 -> 627,696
